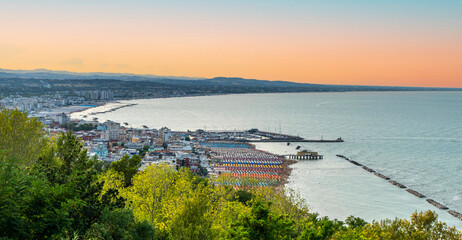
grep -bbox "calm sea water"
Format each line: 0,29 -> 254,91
72,92 -> 462,228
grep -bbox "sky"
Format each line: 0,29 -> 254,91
1,0 -> 461,87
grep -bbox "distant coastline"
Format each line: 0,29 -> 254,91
2,68 -> 462,100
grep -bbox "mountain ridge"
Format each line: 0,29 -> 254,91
1,68 -> 461,91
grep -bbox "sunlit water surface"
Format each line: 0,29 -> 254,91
72,92 -> 462,228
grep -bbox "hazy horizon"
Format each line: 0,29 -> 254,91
1,1 -> 461,88
2,67 -> 462,89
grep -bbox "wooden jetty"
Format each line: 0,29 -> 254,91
286,154 -> 323,160
285,150 -> 323,160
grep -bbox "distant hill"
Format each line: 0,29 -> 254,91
0,68 -> 460,98
0,68 -> 205,81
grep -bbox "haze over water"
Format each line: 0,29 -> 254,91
72,91 -> 462,228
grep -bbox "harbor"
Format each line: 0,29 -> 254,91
193,128 -> 343,143
192,129 -> 331,188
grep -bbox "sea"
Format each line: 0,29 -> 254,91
71,91 -> 462,228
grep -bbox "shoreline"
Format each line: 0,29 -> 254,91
276,158 -> 297,190
68,101 -> 316,191
69,91 -> 462,120
64,93 -> 459,230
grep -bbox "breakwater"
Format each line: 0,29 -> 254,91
88,103 -> 138,116
336,154 -> 462,221
204,129 -> 343,143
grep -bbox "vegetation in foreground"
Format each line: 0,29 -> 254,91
0,108 -> 461,240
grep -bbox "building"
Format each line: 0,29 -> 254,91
102,120 -> 121,141
55,113 -> 70,125
160,127 -> 172,142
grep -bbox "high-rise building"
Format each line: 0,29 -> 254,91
102,120 -> 121,141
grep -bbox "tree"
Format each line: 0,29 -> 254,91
85,208 -> 156,240
138,145 -> 150,157
110,154 -> 142,187
32,131 -> 109,236
361,211 -> 462,240
0,158 -> 73,239
121,165 -> 235,239
226,200 -> 296,240
34,131 -> 103,184
345,215 -> 367,229
0,109 -> 45,166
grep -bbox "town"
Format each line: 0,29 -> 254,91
44,113 -> 300,187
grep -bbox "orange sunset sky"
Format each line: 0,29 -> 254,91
1,1 -> 461,88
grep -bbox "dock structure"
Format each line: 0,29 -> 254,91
192,128 -> 344,143
287,154 -> 323,160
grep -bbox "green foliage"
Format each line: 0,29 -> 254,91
61,123 -> 96,131
85,208 -> 155,240
29,131 -> 116,237
110,154 -> 142,187
344,215 -> 367,229
0,109 -> 45,166
226,200 -> 295,240
138,145 -> 150,157
231,190 -> 254,205
360,211 -> 462,240
298,215 -> 345,240
1,113 -> 462,240
34,131 -> 104,185
0,159 -> 73,239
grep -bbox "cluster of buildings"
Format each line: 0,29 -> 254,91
43,117 -> 213,176
42,115 -> 289,187
0,94 -> 85,113
0,90 -> 117,114
75,90 -> 114,101
1,92 -> 289,185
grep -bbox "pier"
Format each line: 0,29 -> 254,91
244,138 -> 344,143
285,154 -> 323,160
198,129 -> 344,143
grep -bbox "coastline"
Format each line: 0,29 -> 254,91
66,92 -> 462,229
276,158 -> 297,190
70,90 -> 462,120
